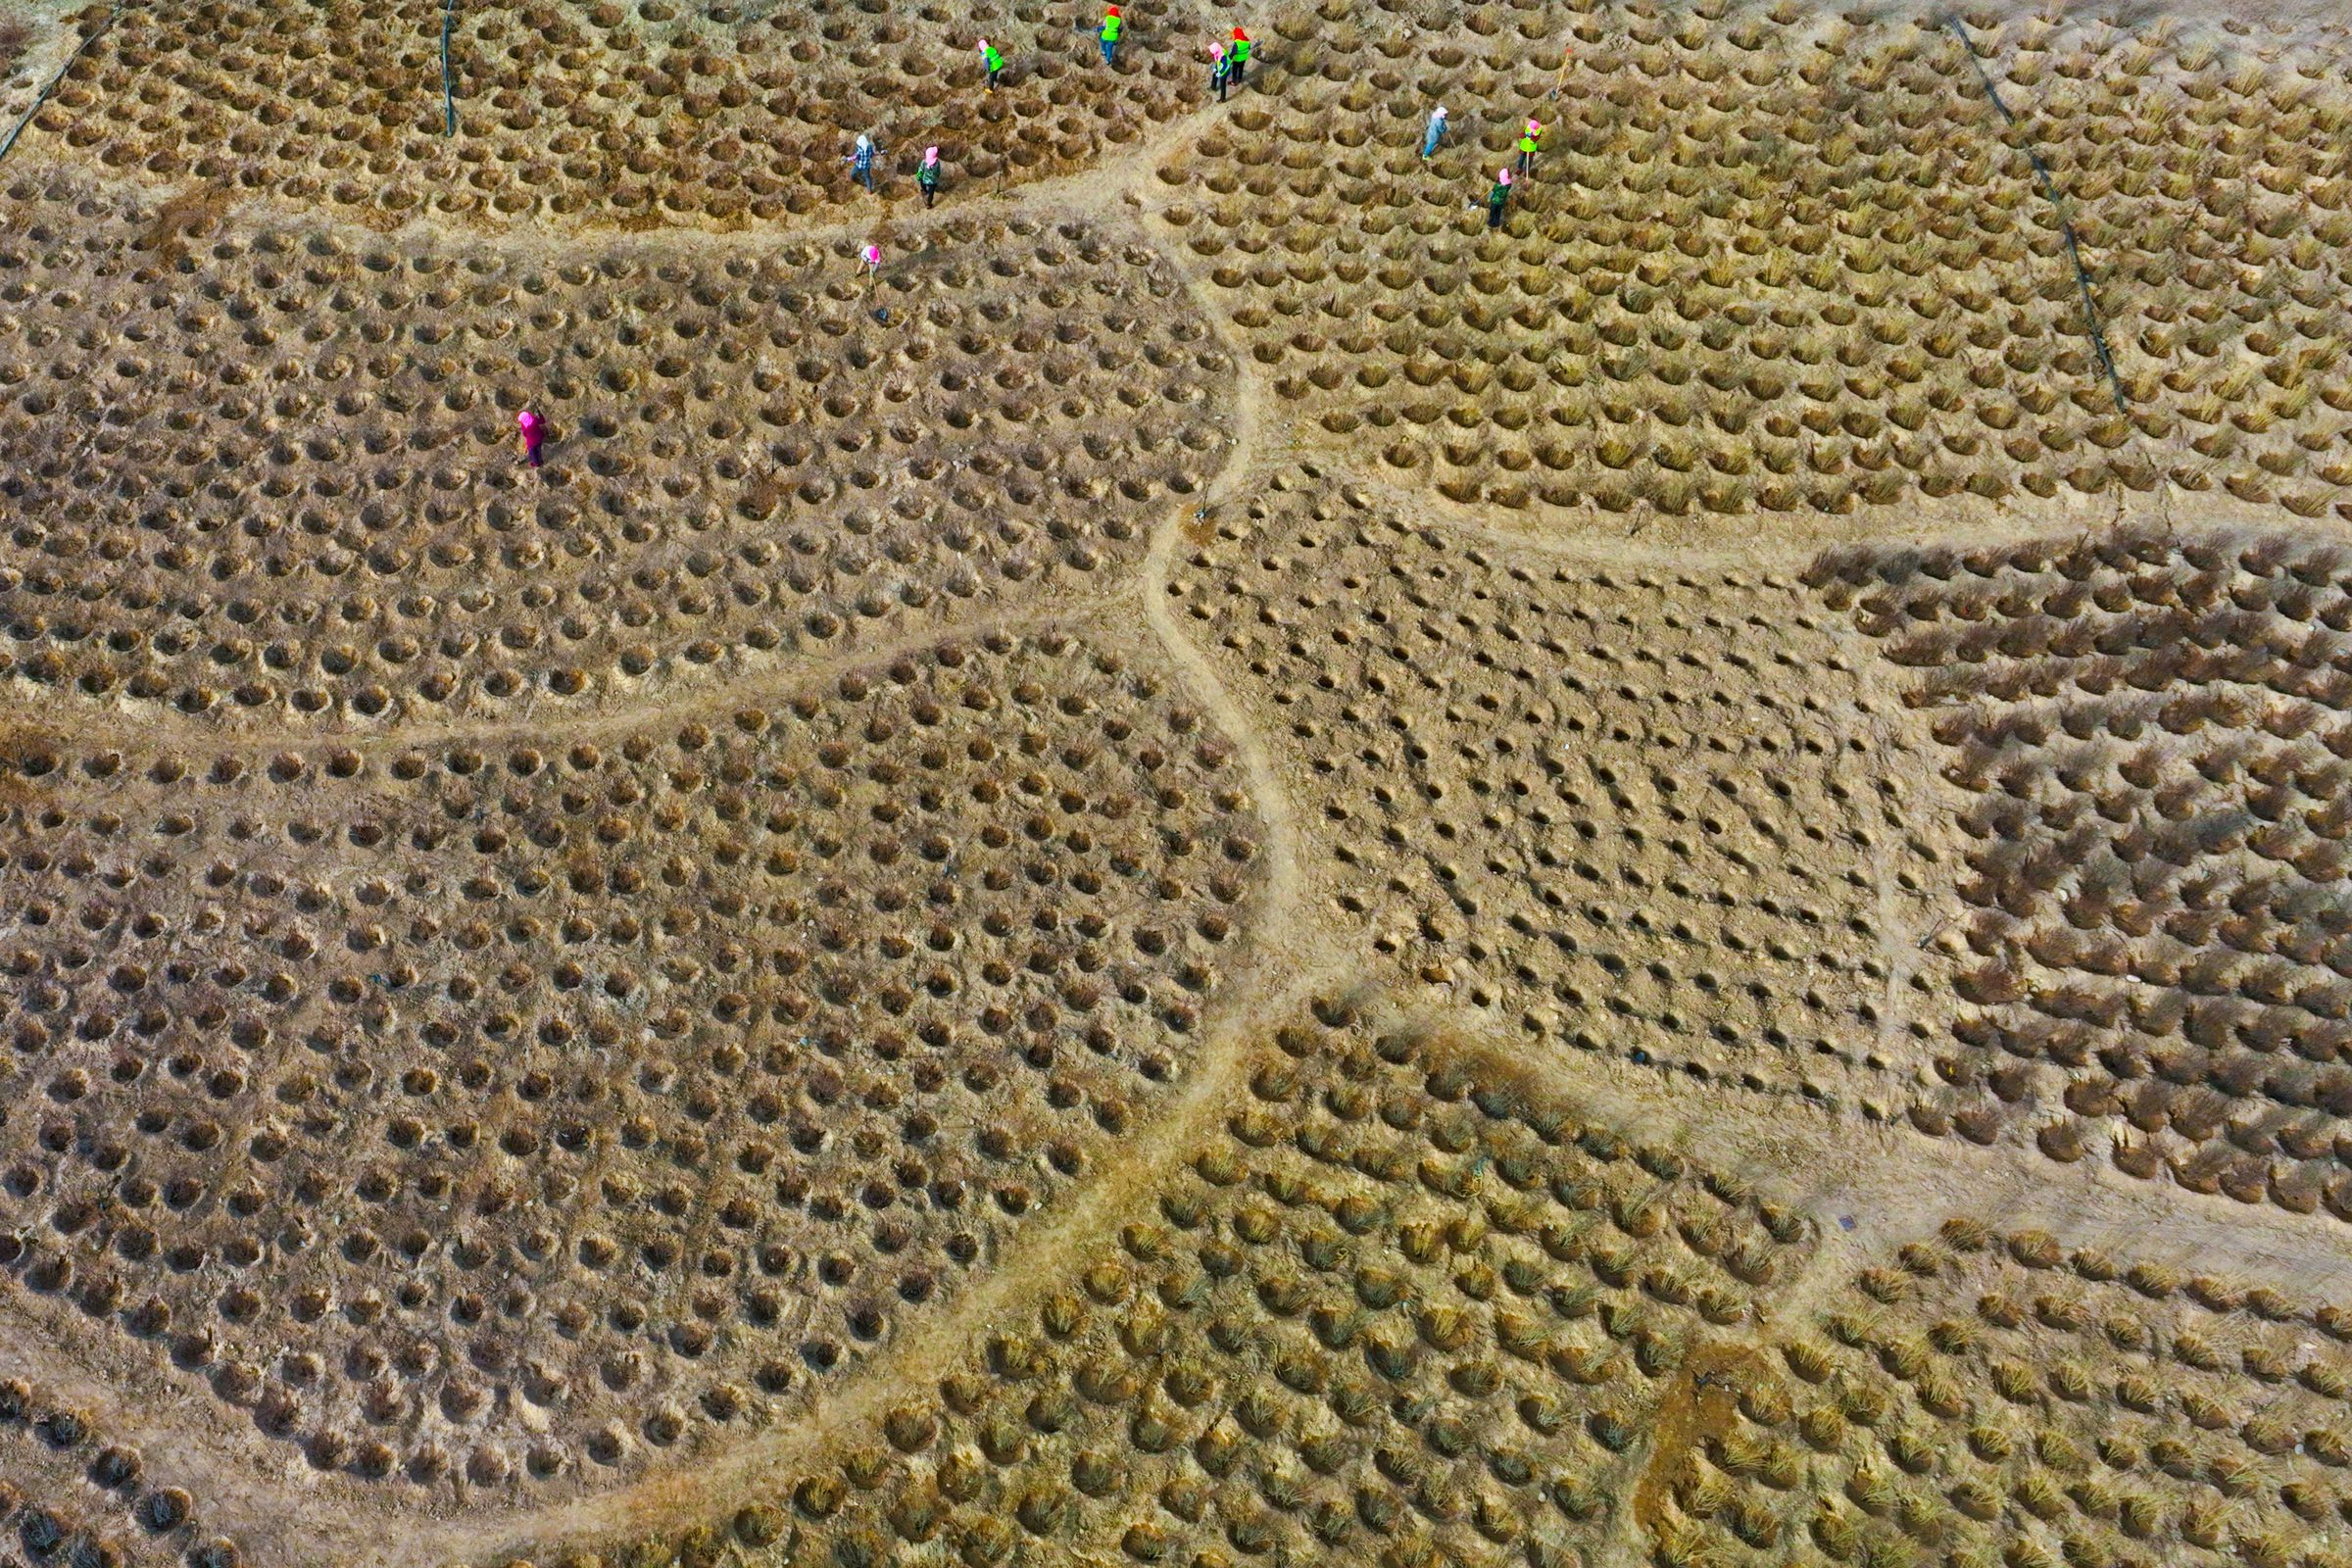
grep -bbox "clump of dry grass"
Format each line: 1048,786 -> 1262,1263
0,15 -> 30,74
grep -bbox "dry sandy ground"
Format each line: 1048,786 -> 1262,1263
5,1 -> 2352,1566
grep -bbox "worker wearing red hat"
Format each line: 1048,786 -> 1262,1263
1228,24 -> 1250,87
1099,7 -> 1122,65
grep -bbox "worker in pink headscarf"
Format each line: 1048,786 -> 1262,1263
861,242 -> 882,277
516,409 -> 544,467
918,146 -> 942,207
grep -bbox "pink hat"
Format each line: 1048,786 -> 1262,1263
1528,118 -> 1542,130
924,145 -> 939,163
1498,169 -> 1512,185
863,243 -> 881,264
516,410 -> 541,432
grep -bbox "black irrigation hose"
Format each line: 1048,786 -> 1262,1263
442,0 -> 458,135
1942,15 -> 2129,413
0,1 -> 124,169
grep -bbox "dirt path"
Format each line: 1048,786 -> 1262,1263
0,597 -> 1100,761
1138,212 -> 1320,978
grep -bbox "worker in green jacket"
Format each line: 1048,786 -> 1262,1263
1100,7 -> 1121,65
1228,25 -> 1250,86
1486,168 -> 1512,228
980,37 -> 1004,89
1516,118 -> 1543,174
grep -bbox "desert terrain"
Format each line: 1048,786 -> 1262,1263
4,0 -> 2352,1564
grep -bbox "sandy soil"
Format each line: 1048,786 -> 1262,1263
4,1 -> 2352,1566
